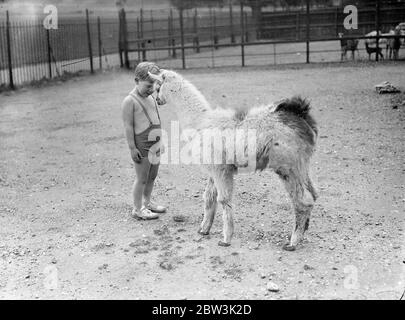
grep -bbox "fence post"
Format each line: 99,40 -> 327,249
140,8 -> 144,39
296,12 -> 300,40
193,8 -> 197,34
179,6 -> 186,69
6,11 -> 14,90
229,2 -> 235,43
118,9 -> 123,67
122,9 -> 129,68
97,16 -> 102,69
141,42 -> 146,61
136,17 -> 141,61
86,9 -> 94,73
335,7 -> 338,36
170,9 -> 176,58
172,38 -> 176,58
168,14 -> 171,56
151,10 -> 156,51
375,0 -> 380,62
306,0 -> 310,64
193,8 -> 200,53
244,12 -> 249,43
140,8 -> 145,61
209,7 -> 214,50
240,2 -> 245,67
213,9 -> 218,49
140,9 -> 146,61
46,29 -> 52,78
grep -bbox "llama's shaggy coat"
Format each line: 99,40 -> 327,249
150,70 -> 318,250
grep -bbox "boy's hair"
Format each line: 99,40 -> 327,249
134,62 -> 160,82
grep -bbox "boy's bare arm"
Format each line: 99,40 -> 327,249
122,97 -> 136,151
122,97 -> 142,163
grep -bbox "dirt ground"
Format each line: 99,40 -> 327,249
0,62 -> 404,300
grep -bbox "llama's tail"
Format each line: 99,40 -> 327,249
274,96 -> 318,146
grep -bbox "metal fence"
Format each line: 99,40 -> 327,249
118,1 -> 405,69
1,1 -> 404,91
0,10 -> 124,90
260,4 -> 405,40
118,4 -> 252,69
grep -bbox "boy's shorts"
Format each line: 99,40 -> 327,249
135,126 -> 161,163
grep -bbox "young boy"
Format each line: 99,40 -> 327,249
121,62 -> 166,220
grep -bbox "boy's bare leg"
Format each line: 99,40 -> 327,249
143,162 -> 159,205
133,157 -> 152,211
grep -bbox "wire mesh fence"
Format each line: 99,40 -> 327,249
0,14 -> 111,88
0,1 -> 404,90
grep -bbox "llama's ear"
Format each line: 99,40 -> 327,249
148,71 -> 163,83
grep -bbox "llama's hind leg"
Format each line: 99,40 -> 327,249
394,49 -> 398,60
341,49 -> 347,61
198,177 -> 218,235
277,171 -> 314,251
285,200 -> 313,251
213,169 -> 235,247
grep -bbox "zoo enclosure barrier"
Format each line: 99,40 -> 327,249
1,1 -> 404,90
0,9 -> 123,90
0,4 -> 253,90
118,1 -> 405,69
118,3 -> 253,70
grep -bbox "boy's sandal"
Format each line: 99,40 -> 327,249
131,206 -> 159,220
144,201 -> 167,213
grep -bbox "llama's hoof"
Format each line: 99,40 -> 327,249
218,240 -> 231,247
282,243 -> 296,251
198,229 -> 209,236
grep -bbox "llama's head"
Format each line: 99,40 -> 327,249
149,69 -> 212,112
148,70 -> 183,105
394,25 -> 401,35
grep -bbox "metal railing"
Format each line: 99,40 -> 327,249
1,1 -> 404,91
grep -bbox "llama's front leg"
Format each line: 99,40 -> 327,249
213,168 -> 235,247
198,177 -> 217,236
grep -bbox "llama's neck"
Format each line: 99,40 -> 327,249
168,77 -> 211,129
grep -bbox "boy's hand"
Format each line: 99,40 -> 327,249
131,148 -> 143,163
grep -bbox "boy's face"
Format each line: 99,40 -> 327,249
136,79 -> 155,97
